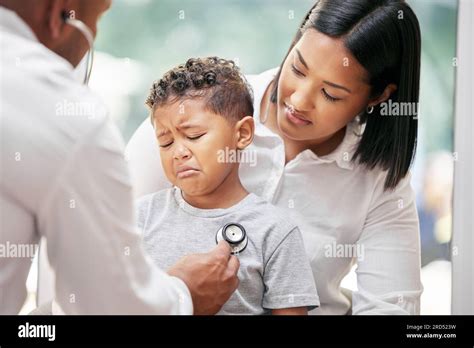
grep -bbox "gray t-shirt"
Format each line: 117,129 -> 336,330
136,187 -> 319,315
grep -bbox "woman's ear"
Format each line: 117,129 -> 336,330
368,83 -> 398,108
235,116 -> 255,150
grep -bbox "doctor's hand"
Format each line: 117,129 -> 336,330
167,241 -> 240,315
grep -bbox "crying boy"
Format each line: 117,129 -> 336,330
136,57 -> 319,315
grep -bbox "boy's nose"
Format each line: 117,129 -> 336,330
173,143 -> 191,160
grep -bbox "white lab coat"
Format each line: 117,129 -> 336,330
0,7 -> 192,314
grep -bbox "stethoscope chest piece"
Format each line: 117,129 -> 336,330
215,223 -> 248,255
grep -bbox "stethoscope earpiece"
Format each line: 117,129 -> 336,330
215,223 -> 248,255
61,10 -> 70,22
61,10 -> 95,85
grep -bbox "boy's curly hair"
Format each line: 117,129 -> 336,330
146,57 -> 253,123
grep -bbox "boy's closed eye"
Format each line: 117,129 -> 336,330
159,133 -> 207,148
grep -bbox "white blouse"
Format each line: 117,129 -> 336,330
126,68 -> 423,315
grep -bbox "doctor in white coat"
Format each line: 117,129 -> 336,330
0,0 -> 239,315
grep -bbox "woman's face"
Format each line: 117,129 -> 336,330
276,29 -> 373,143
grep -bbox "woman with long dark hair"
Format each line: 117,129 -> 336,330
127,0 -> 423,314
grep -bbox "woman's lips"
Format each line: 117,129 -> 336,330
284,104 -> 312,126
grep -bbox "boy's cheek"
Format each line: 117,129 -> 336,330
161,158 -> 177,183
164,171 -> 176,185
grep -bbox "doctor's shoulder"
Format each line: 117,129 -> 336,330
21,40 -> 112,131
11,51 -> 114,145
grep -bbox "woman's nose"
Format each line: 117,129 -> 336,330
290,86 -> 315,112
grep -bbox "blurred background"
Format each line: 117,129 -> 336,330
22,0 -> 458,314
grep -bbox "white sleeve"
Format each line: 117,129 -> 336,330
125,118 -> 172,198
36,118 -> 193,314
353,172 -> 423,315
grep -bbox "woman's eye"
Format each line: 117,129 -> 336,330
187,133 -> 205,141
290,64 -> 305,77
322,88 -> 340,102
159,141 -> 173,148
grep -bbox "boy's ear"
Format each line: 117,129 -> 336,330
235,116 -> 254,150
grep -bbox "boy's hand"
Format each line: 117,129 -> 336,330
167,241 -> 240,315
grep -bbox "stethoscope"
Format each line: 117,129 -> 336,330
62,11 -> 95,85
215,223 -> 248,255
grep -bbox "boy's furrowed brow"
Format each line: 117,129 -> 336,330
176,122 -> 204,130
156,129 -> 170,138
156,120 -> 206,137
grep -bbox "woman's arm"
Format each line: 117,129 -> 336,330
353,172 -> 423,315
125,118 -> 172,198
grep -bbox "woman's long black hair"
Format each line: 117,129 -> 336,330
270,0 -> 421,190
